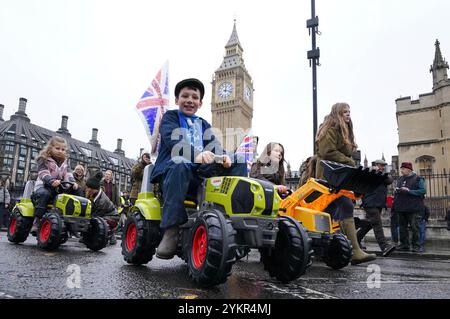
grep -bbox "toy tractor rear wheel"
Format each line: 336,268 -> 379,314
82,217 -> 109,251
324,232 -> 352,270
37,211 -> 64,251
261,217 -> 312,283
121,211 -> 160,265
186,209 -> 237,287
7,209 -> 33,243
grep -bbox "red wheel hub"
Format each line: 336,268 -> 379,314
192,225 -> 207,269
126,223 -> 137,252
40,220 -> 51,242
9,218 -> 17,235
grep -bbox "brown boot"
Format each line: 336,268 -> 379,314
156,226 -> 179,260
340,218 -> 376,265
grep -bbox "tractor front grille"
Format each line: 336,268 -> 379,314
220,177 -> 232,194
314,215 -> 331,233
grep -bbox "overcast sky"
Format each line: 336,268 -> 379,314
1,0 -> 449,170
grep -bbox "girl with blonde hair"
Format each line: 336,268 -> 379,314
31,136 -> 82,234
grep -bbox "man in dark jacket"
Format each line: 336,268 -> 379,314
357,160 -> 396,256
85,171 -> 119,245
393,162 -> 426,252
149,78 -> 247,259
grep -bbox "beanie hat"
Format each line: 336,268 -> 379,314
400,162 -> 413,171
86,171 -> 103,190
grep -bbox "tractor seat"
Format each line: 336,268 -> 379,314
140,164 -> 199,208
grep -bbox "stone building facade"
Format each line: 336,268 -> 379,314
0,98 -> 135,196
396,40 -> 450,176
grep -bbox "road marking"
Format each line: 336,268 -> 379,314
0,292 -> 14,299
179,294 -> 199,299
264,282 -> 338,299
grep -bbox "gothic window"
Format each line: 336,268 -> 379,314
31,148 -> 39,160
4,141 -> 15,153
16,169 -> 24,187
19,145 -> 27,156
415,155 -> 435,176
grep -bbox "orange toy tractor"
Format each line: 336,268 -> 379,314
279,160 -> 388,270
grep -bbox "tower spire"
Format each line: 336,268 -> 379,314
217,20 -> 245,71
430,39 -> 449,90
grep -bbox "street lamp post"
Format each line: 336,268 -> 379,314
307,0 -> 320,153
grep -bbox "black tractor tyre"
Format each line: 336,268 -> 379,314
37,211 -> 64,251
324,232 -> 352,270
261,217 -> 313,283
7,210 -> 33,243
185,210 -> 237,288
82,217 -> 109,251
121,211 -> 161,265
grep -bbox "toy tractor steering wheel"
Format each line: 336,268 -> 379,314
280,189 -> 293,200
58,181 -> 75,193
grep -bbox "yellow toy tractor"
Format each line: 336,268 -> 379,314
280,160 -> 388,269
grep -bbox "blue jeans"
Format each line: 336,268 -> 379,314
418,219 -> 427,247
159,156 -> 247,230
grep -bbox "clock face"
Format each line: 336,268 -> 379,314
218,81 -> 233,99
244,85 -> 252,101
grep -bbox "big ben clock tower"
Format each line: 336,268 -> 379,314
211,21 -> 254,151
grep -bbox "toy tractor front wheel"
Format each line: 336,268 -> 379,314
261,217 -> 312,283
324,232 -> 352,270
121,212 -> 160,265
186,210 -> 237,287
82,217 -> 109,251
37,211 -> 64,251
7,209 -> 33,243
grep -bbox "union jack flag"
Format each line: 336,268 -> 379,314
236,130 -> 254,172
136,62 -> 169,156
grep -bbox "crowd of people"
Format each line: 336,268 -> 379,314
0,78 -> 445,261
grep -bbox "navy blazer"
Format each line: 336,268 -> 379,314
150,109 -> 223,182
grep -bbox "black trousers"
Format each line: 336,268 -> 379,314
32,186 -> 83,218
357,207 -> 390,250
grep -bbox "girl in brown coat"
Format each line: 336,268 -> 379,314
316,103 -> 376,265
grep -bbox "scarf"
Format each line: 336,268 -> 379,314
178,110 -> 204,153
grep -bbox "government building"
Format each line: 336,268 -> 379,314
396,40 -> 450,176
0,98 -> 135,197
211,21 -> 254,152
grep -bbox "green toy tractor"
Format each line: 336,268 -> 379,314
7,181 -> 109,251
121,165 -> 313,287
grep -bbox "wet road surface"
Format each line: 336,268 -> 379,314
1,232 -> 449,299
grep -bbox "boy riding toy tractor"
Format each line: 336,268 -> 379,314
121,164 -> 313,287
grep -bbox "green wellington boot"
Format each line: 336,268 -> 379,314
340,218 -> 376,265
